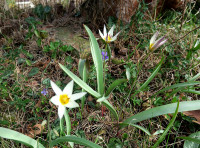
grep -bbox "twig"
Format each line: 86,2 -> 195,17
164,25 -> 200,48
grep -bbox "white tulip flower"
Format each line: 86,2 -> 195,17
99,25 -> 120,43
149,31 -> 167,51
50,80 -> 86,119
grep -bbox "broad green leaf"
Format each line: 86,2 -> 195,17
153,81 -> 200,97
183,131 -> 200,148
139,56 -> 164,91
59,63 -> 101,98
0,127 -> 45,148
84,25 -> 104,96
152,101 -> 179,147
105,79 -> 127,97
50,135 -> 102,148
181,137 -> 200,145
121,100 -> 200,128
102,100 -> 118,121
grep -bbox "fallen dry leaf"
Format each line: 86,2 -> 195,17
26,124 -> 45,138
183,110 -> 200,125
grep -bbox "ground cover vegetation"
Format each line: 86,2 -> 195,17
0,0 -> 200,147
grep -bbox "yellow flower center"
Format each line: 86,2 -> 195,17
107,35 -> 111,41
149,43 -> 154,51
59,94 -> 69,105
104,35 -> 111,43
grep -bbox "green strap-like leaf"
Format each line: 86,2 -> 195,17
50,135 -> 102,148
84,25 -> 104,96
59,63 -> 101,98
64,109 -> 74,148
78,59 -> 86,79
102,100 -> 119,121
139,56 -> 164,91
0,127 -> 45,148
105,79 -> 127,97
152,101 -> 179,147
121,100 -> 200,128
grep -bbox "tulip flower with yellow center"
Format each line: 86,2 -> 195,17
99,25 -> 120,43
149,31 -> 167,51
50,80 -> 87,119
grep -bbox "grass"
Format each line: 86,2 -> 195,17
0,1 -> 200,147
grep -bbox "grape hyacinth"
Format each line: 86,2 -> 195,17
102,51 -> 109,61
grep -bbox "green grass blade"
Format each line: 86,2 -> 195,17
105,79 -> 127,97
139,56 -> 164,91
178,137 -> 200,144
166,72 -> 200,98
102,100 -> 119,121
122,123 -> 151,136
50,135 -> 102,148
84,25 -> 104,96
183,131 -> 200,148
121,100 -> 200,128
189,72 -> 200,81
0,127 -> 45,148
59,63 -> 101,98
152,101 -> 179,148
153,81 -> 200,97
181,89 -> 200,95
81,64 -> 88,112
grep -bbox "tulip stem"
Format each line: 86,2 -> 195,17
59,117 -> 64,136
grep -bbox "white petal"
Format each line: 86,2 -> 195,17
108,25 -> 115,37
152,36 -> 166,50
70,92 -> 87,101
99,30 -> 105,39
65,100 -> 79,108
150,31 -> 159,45
103,25 -> 107,36
50,95 -> 61,106
50,80 -> 62,95
157,39 -> 167,47
58,105 -> 65,119
110,31 -> 120,42
63,80 -> 74,97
